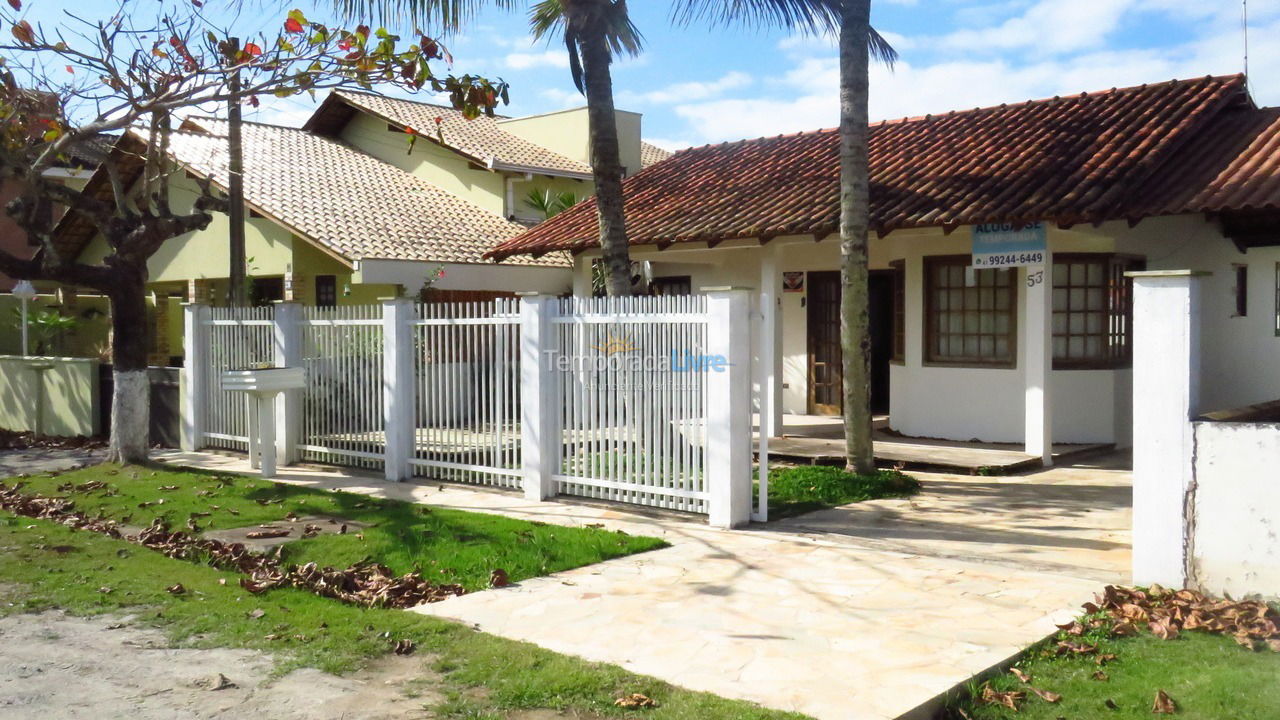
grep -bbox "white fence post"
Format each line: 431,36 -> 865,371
273,301 -> 303,465
180,303 -> 210,451
383,298 -> 415,482
705,288 -> 752,528
520,294 -> 557,501
1130,270 -> 1208,588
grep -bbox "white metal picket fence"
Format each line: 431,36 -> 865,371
202,306 -> 273,451
181,291 -> 752,526
552,296 -> 710,514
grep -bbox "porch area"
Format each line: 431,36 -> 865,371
756,414 -> 1116,473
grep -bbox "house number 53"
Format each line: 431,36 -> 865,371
1026,270 -> 1045,287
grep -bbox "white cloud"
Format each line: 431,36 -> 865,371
505,50 -> 568,70
644,137 -> 697,152
617,71 -> 753,105
936,0 -> 1135,55
672,15 -> 1280,144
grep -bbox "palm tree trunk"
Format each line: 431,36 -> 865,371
577,23 -> 632,297
838,0 -> 875,474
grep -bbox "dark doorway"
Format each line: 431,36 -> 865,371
867,271 -> 894,415
806,271 -> 842,415
806,270 -> 895,416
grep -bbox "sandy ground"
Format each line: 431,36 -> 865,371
0,609 -> 442,719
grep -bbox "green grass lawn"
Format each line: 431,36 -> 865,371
8,464 -> 664,592
947,614 -> 1280,719
760,465 -> 920,519
0,464 -> 807,719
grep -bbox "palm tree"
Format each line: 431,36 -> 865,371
836,0 -> 893,474
328,1 -> 842,297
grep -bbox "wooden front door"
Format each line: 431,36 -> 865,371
807,271 -> 843,415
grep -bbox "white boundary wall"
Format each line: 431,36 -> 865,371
1131,271 -> 1280,598
180,292 -> 754,527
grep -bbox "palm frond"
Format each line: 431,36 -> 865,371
671,0 -> 839,34
531,0 -> 643,95
868,26 -> 898,68
328,0 -> 519,33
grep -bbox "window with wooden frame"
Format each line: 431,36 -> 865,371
1051,254 -> 1144,369
889,260 -> 906,362
315,275 -> 338,308
924,256 -> 1016,367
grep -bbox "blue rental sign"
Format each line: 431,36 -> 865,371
972,222 -> 1047,268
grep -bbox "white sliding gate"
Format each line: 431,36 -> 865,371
411,299 -> 522,488
201,306 -> 273,451
551,296 -> 710,514
299,305 -> 384,470
181,290 -> 752,527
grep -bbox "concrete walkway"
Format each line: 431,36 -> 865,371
153,450 -> 1128,720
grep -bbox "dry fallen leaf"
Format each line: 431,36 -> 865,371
490,569 -> 510,588
979,683 -> 1023,711
1096,653 -> 1118,666
1010,667 -> 1031,683
245,529 -> 291,540
1104,698 -> 1119,710
614,693 -> 658,709
248,608 -> 266,619
166,583 -> 185,595
1031,687 -> 1062,703
1092,670 -> 1110,681
393,639 -> 415,655
1152,689 -> 1177,714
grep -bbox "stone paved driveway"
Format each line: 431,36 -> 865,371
156,450 -> 1130,720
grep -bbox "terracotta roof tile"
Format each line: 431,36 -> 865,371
166,118 -> 567,267
640,141 -> 673,168
490,75 -> 1259,259
326,90 -> 593,176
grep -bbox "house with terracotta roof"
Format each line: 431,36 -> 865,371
57,93 -> 671,364
489,74 -> 1280,458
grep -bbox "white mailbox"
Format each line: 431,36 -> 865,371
220,367 -> 306,478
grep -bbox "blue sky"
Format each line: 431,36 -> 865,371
23,1 -> 1280,149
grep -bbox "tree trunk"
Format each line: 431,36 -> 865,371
106,265 -> 150,464
577,26 -> 632,297
838,0 -> 876,475
227,59 -> 248,308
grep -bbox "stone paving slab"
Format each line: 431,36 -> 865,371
153,450 -> 1122,720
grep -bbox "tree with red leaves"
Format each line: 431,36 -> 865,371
0,0 -> 506,463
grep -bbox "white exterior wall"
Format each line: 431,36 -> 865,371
587,213 -> 1277,445
1191,420 -> 1280,599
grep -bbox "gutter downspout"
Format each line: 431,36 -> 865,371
500,167 -> 534,220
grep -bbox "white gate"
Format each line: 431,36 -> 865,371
202,306 -> 273,451
298,305 -> 384,470
551,296 -> 710,513
411,299 -> 521,488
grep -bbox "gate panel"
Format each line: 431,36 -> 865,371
411,299 -> 521,488
552,296 -> 710,514
298,305 -> 385,470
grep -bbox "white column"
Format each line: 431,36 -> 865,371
272,302 -> 303,465
572,254 -> 594,298
382,298 -> 416,482
706,287 -> 752,528
1023,262 -> 1053,465
179,303 -> 210,452
1131,270 -> 1207,588
520,294 -> 558,501
758,244 -> 784,437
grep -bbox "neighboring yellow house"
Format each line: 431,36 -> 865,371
55,93 -> 672,364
